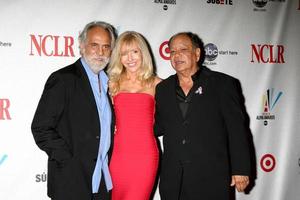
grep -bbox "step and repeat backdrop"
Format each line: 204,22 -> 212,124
1,0 -> 299,199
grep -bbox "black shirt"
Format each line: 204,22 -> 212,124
175,68 -> 202,119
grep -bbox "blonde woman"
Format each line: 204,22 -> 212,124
108,31 -> 161,200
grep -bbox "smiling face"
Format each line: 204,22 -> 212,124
120,41 -> 142,74
80,26 -> 112,74
169,34 -> 200,74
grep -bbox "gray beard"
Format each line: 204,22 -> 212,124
83,56 -> 109,74
89,62 -> 108,74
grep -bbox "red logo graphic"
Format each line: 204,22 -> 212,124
0,99 -> 11,120
260,154 -> 276,172
159,41 -> 170,60
251,44 -> 285,64
29,34 -> 75,57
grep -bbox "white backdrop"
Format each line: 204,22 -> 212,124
1,0 -> 300,199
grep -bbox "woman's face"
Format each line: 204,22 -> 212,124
120,41 -> 142,74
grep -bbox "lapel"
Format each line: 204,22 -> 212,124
107,90 -> 115,151
170,66 -> 210,122
169,75 -> 186,123
74,59 -> 99,118
185,66 -> 210,119
107,90 -> 114,125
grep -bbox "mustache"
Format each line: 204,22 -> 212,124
95,56 -> 109,62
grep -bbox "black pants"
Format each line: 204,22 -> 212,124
92,178 -> 111,200
159,160 -> 231,200
52,178 -> 111,200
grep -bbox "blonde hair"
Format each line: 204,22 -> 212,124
107,31 -> 155,96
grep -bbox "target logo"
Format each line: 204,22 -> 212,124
260,154 -> 276,172
159,41 -> 170,60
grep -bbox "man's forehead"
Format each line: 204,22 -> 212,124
87,27 -> 110,37
170,35 -> 192,47
86,27 -> 111,42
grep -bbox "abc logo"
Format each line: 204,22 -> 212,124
252,0 -> 268,8
204,43 -> 218,61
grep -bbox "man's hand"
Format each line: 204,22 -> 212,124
230,175 -> 249,192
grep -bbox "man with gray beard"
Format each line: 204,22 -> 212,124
31,21 -> 117,200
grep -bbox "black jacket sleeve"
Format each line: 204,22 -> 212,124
154,83 -> 165,137
31,72 -> 72,162
220,76 -> 251,176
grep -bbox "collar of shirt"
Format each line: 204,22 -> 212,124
80,57 -> 109,94
175,67 -> 202,87
175,67 -> 202,98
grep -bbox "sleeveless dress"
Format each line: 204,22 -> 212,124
109,93 -> 159,200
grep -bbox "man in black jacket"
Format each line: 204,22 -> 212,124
155,32 -> 251,200
31,21 -> 116,200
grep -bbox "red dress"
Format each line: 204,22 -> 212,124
109,93 -> 159,200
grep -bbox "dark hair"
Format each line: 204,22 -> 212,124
168,32 -> 205,65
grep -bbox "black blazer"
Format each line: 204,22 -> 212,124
155,66 -> 251,199
31,59 -> 114,200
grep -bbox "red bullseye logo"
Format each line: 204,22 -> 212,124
260,154 -> 276,172
159,41 -> 170,60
